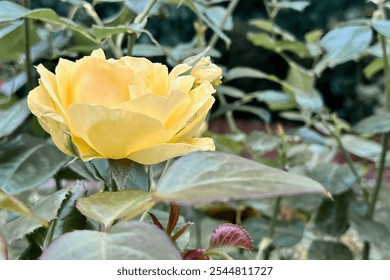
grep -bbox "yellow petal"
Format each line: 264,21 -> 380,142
171,96 -> 215,142
116,91 -> 191,129
27,86 -> 79,157
127,137 -> 215,165
169,64 -> 191,80
55,58 -> 75,109
168,82 -> 215,137
66,103 -> 170,159
169,75 -> 195,94
148,63 -> 169,96
90,48 -> 106,59
71,57 -> 133,107
36,64 -> 67,118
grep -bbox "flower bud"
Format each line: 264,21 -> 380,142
191,57 -> 222,86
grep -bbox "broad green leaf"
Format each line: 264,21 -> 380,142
77,189 -> 155,228
0,21 -> 39,63
353,113 -> 390,134
204,6 -> 233,31
318,25 -> 372,68
255,90 -> 295,111
372,20 -> 390,39
3,188 -> 69,243
363,58 -> 383,79
0,135 -> 69,195
211,133 -> 245,154
0,192 -> 47,227
46,182 -> 87,247
218,85 -> 245,98
0,2 -> 96,42
350,217 -> 390,250
292,127 -> 327,145
243,217 -> 305,248
40,221 -> 181,259
308,241 -> 353,260
341,134 -> 390,166
154,152 -> 325,205
0,1 -> 29,22
224,67 -> 268,81
250,19 -> 296,41
315,191 -> 352,237
92,24 -> 142,40
308,163 -> 360,195
132,44 -> 165,57
235,105 -> 271,123
284,62 -> 323,111
0,72 -> 27,96
271,1 -> 310,12
108,159 -> 134,190
124,0 -> 161,15
304,29 -> 323,43
0,98 -> 30,138
245,131 -> 281,155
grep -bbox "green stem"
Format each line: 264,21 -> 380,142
216,91 -> 239,133
207,0 -> 240,50
363,33 -> 390,260
83,3 -> 122,58
205,250 -> 233,260
136,0 -> 158,24
268,197 -> 281,239
24,0 -> 33,92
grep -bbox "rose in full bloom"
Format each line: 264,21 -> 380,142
191,56 -> 222,86
27,49 -> 218,164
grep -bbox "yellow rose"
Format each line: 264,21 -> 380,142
191,57 -> 222,86
27,49 -> 216,164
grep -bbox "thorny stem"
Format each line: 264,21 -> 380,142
363,32 -> 390,260
207,0 -> 240,50
24,0 -> 33,92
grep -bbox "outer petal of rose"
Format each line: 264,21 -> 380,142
169,64 -> 191,80
36,64 -> 67,118
170,96 -> 215,142
70,57 -> 134,107
127,137 -> 215,165
27,86 -> 80,157
169,75 -> 195,94
116,91 -> 191,129
66,103 -> 170,159
90,48 -> 106,59
167,82 -> 215,136
149,63 -> 169,96
55,58 -> 75,109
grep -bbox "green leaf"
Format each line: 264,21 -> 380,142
245,131 -> 281,155
0,192 -> 48,227
0,135 -> 69,195
217,85 -> 245,98
108,159 -> 134,190
76,189 -> 155,228
0,3 -> 96,42
3,188 -> 70,243
92,24 -> 142,40
308,163 -> 360,195
204,6 -> 233,31
353,112 -> 390,134
0,98 -> 30,138
243,217 -> 305,248
271,1 -> 310,12
211,133 -> 245,154
318,25 -> 372,69
224,67 -> 268,81
235,105 -> 271,123
0,1 -> 29,22
308,241 -> 353,260
284,62 -> 323,111
0,72 -> 27,96
341,134 -> 390,166
372,20 -> 390,39
315,191 -> 352,237
350,217 -> 390,250
255,90 -> 295,111
40,221 -> 181,259
46,182 -> 87,246
154,151 -> 325,205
